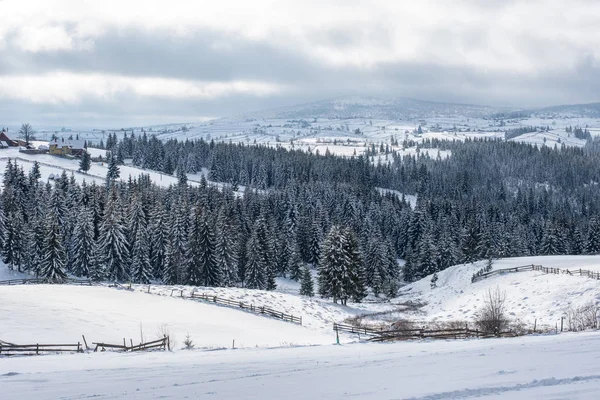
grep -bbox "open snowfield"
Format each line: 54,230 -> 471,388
0,285 -> 332,348
400,255 -> 600,329
2,331 -> 600,399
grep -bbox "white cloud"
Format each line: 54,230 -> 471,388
0,72 -> 286,104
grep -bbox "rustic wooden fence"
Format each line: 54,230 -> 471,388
472,264 -> 600,283
0,278 -> 304,326
92,336 -> 169,352
0,342 -> 83,355
471,264 -> 536,283
333,323 -> 516,342
187,292 -> 302,325
0,277 -> 93,286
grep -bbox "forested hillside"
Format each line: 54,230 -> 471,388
4,134 -> 600,299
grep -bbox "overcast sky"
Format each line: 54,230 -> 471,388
1,0 -> 600,128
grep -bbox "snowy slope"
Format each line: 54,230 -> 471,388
400,255 -> 600,329
2,331 -> 600,399
0,285 -> 333,348
132,280 -> 392,333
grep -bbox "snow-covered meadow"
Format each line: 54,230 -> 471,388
3,253 -> 600,398
2,330 -> 600,399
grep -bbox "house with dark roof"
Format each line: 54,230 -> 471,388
0,129 -> 19,147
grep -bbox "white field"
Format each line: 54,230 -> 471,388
3,255 -> 600,341
400,255 -> 600,329
3,255 -> 600,398
1,331 -> 600,399
0,284 -> 333,348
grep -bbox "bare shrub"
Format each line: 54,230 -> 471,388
474,287 -> 510,334
391,318 -> 417,331
157,324 -> 176,350
566,302 -> 598,332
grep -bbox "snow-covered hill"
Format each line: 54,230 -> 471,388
399,255 -> 600,329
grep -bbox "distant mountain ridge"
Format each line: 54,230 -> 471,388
240,96 -> 506,120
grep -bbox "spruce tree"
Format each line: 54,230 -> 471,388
79,151 -> 91,173
71,208 -> 96,277
40,212 -> 67,282
130,222 -> 152,283
244,230 -> 266,289
99,188 -> 130,281
188,209 -> 220,286
299,266 -> 314,297
215,207 -> 239,286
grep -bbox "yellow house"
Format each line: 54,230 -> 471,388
48,139 -> 86,156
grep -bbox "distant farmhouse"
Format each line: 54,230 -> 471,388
48,139 -> 87,157
0,128 -> 26,147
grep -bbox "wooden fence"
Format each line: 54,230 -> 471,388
0,277 -> 93,286
0,342 -> 83,355
0,278 -> 304,326
189,292 -> 302,325
333,323 -> 516,342
472,264 -> 600,283
471,264 -> 536,283
92,336 -> 169,352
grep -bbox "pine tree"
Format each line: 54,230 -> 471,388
106,153 -> 120,182
149,204 -> 168,280
430,272 -> 438,289
71,208 -> 96,277
40,212 -> 67,282
188,209 -> 220,286
79,151 -> 91,172
130,222 -> 152,283
244,231 -> 266,289
99,188 -> 130,281
319,226 -> 366,305
299,266 -> 314,297
214,207 -> 239,286
587,218 -> 600,254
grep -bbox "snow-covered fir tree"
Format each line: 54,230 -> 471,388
98,187 -> 130,281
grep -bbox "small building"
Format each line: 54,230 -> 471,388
48,139 -> 87,157
0,130 -> 19,147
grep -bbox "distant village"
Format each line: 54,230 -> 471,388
0,127 -> 89,158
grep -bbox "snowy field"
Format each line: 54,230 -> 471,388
2,331 -> 600,399
0,285 -> 333,348
2,255 -> 600,398
399,255 -> 600,329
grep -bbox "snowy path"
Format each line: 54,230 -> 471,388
2,332 -> 600,399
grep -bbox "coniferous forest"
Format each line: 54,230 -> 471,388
4,133 -> 600,303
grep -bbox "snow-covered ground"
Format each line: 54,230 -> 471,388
400,255 -> 600,329
0,285 -> 332,348
2,331 -> 600,399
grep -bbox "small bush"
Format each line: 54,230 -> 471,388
566,302 -> 598,331
474,287 -> 510,334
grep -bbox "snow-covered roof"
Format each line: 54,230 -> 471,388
48,139 -> 86,150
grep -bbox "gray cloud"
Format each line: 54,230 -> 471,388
1,1 -> 600,127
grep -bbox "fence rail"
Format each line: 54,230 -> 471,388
93,337 -> 169,352
0,342 -> 83,355
471,264 -> 600,283
471,264 -> 536,283
333,323 -> 516,342
0,278 -> 304,326
189,292 -> 302,325
0,277 -> 93,286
